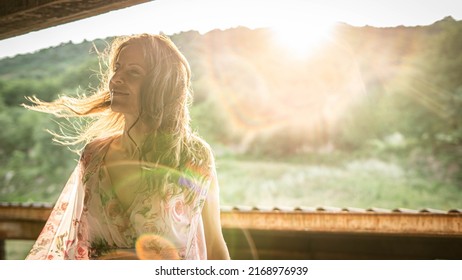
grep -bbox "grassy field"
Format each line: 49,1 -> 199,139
216,155 -> 461,210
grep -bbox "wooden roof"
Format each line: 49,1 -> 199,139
0,0 -> 150,40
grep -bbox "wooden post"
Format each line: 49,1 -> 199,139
0,239 -> 5,260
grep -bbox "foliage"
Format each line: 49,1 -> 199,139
331,17 -> 462,184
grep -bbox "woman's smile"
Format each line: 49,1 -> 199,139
111,90 -> 129,96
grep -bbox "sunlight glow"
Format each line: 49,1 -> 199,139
270,16 -> 335,58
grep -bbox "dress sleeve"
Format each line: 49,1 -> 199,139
25,161 -> 89,260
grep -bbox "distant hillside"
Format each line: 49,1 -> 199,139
1,17 -> 460,85
0,39 -> 111,80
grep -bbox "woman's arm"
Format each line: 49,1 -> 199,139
202,171 -> 230,260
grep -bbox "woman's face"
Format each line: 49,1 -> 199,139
109,43 -> 148,117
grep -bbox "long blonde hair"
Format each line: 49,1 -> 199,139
24,34 -> 213,196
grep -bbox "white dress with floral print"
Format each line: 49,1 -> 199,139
26,136 -> 211,260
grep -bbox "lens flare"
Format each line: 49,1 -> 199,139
201,27 -> 366,152
135,234 -> 180,260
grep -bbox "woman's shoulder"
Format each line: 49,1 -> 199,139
185,133 -> 215,177
80,135 -> 118,168
188,133 -> 214,158
189,133 -> 212,153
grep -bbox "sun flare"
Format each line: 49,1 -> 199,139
270,17 -> 335,58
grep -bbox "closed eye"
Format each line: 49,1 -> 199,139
128,65 -> 146,77
129,69 -> 142,76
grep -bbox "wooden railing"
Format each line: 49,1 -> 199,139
1,203 -> 462,259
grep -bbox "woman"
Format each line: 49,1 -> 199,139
24,34 -> 230,260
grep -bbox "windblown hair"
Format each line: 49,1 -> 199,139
24,34 -> 213,195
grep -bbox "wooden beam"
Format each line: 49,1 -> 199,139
1,203 -> 461,240
220,210 -> 462,237
0,0 -> 151,40
0,203 -> 52,239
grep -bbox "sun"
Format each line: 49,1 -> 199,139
270,15 -> 335,58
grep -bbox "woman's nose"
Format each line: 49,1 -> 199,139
110,71 -> 123,85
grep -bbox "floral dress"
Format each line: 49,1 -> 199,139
26,136 -> 211,260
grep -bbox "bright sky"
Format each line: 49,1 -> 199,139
0,0 -> 461,59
